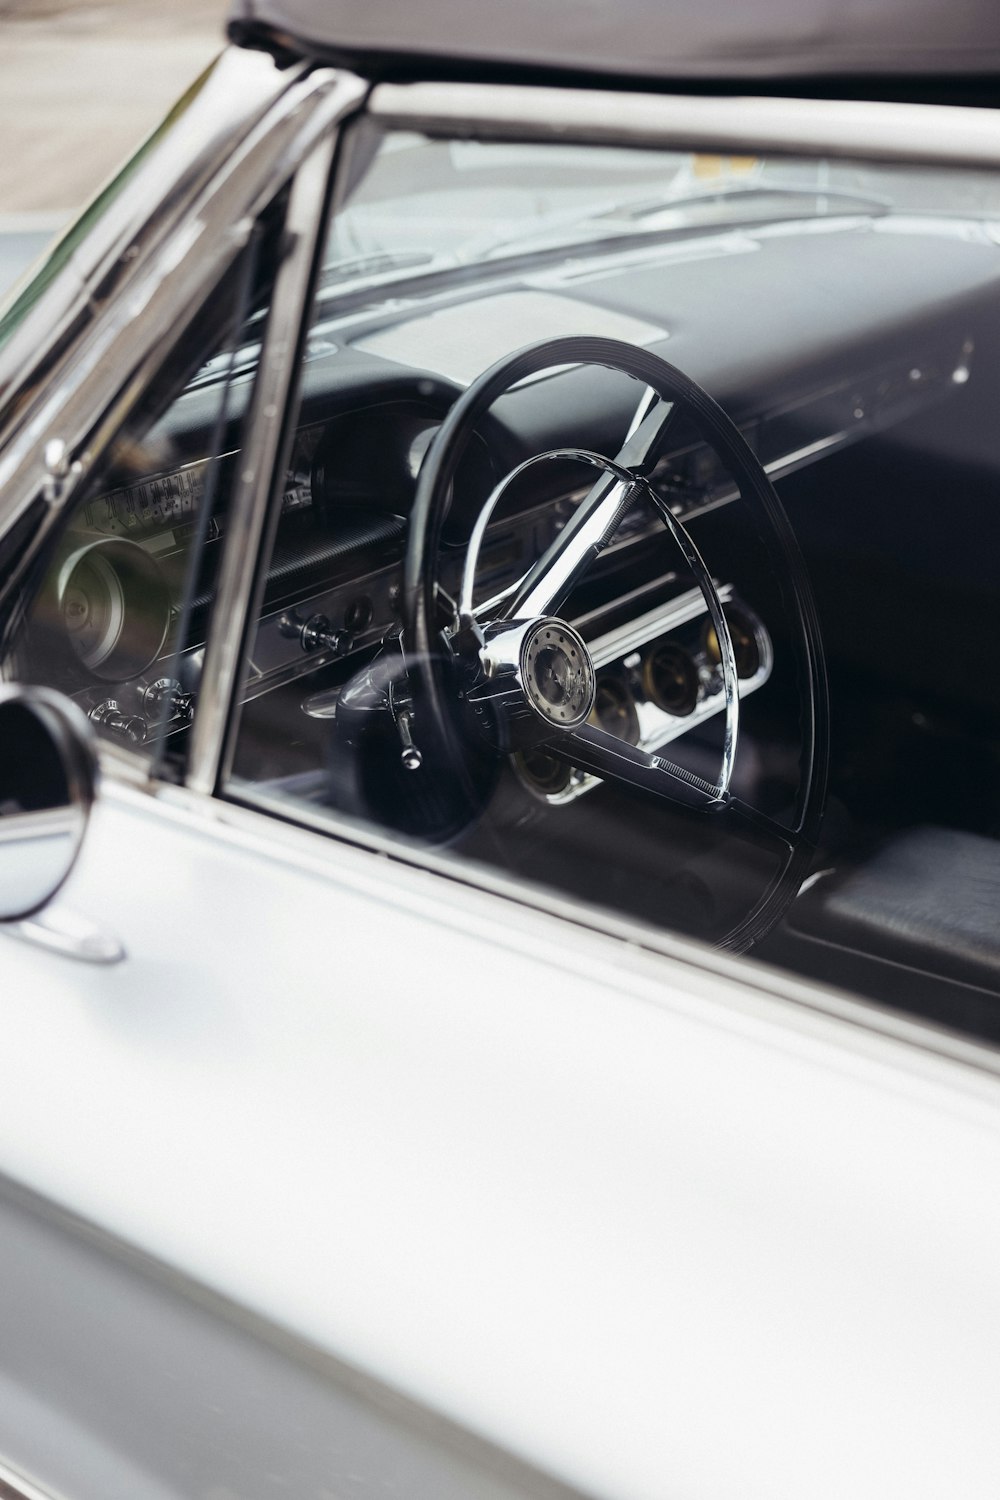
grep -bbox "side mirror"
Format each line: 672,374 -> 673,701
0,684 -> 97,922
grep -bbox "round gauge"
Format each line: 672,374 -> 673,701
56,539 -> 172,681
520,620 -> 595,729
703,607 -> 761,680
60,549 -> 125,670
513,747 -> 574,799
642,639 -> 699,716
589,674 -> 640,744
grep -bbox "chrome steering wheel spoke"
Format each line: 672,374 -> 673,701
458,448 -> 638,625
544,721 -> 725,811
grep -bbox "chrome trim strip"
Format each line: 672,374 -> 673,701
588,581 -> 732,667
763,430 -> 849,477
187,132 -> 339,797
370,83 -> 1000,170
0,1175 -> 593,1500
0,1460 -> 63,1500
0,51 -> 293,519
0,50 -> 294,446
3,905 -> 126,965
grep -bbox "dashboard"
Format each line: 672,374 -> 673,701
44,339 -> 962,763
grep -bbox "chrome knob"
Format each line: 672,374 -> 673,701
300,614 -> 352,655
89,700 -> 147,744
141,678 -> 194,725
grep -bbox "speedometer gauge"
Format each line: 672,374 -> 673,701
60,547 -> 126,670
589,674 -> 641,744
703,607 -> 761,679
56,539 -> 172,681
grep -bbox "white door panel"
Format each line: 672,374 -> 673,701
3,779 -> 1000,1499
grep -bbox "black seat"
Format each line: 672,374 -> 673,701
764,826 -> 1000,1041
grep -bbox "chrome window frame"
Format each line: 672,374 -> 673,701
186,135 -> 340,795
0,1460 -> 60,1500
0,54 -> 367,644
368,82 -> 1000,167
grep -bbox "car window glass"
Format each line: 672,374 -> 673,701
213,126 -> 1000,979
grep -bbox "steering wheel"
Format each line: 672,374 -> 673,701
403,337 -> 828,952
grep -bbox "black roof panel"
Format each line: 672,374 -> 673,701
227,0 -> 1000,84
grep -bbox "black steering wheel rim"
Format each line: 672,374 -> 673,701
404,336 -> 829,951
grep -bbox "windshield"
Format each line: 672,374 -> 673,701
326,135 -> 1000,296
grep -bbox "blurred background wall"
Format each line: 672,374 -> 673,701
0,0 -> 225,285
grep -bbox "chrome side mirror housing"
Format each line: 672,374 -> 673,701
0,684 -> 98,922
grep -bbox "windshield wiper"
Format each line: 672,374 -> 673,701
299,184 -> 892,315
599,182 -> 893,223
469,182 -> 892,263
317,248 -> 442,289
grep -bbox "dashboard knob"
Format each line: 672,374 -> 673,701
141,678 -> 195,726
89,700 -> 147,744
300,614 -> 352,656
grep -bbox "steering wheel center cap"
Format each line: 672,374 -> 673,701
520,619 -> 595,729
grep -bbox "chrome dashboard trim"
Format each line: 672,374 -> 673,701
764,430 -> 850,476
586,581 -> 732,666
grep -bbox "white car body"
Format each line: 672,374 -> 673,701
4,774 -> 1000,1498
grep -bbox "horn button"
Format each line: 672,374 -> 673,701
463,616 -> 596,748
521,620 -> 595,728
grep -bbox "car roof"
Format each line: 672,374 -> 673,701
227,0 -> 1000,91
